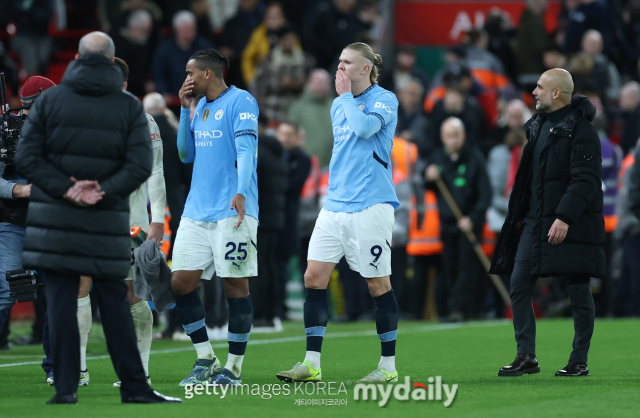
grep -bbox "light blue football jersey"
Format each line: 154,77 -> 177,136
325,84 -> 399,212
182,86 -> 259,223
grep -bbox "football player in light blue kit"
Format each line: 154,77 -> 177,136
173,49 -> 259,387
277,43 -> 400,384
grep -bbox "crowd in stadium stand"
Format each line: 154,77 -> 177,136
2,0 -> 640,345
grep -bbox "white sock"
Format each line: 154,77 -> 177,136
304,351 -> 321,370
225,353 -> 244,376
194,341 -> 215,360
131,301 -> 153,376
380,356 -> 396,373
77,295 -> 92,371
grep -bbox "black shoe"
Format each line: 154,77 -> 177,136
0,342 -> 11,351
498,353 -> 540,376
555,360 -> 589,377
46,393 -> 78,404
123,390 -> 183,404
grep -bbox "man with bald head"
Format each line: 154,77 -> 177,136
423,117 -> 491,321
16,31 -> 180,404
491,69 -> 604,377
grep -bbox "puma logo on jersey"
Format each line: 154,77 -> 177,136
370,263 -> 379,270
232,262 -> 241,269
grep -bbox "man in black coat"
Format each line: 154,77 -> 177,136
15,31 -> 180,405
250,117 -> 288,330
490,69 -> 604,378
276,121 -> 311,320
422,117 -> 491,321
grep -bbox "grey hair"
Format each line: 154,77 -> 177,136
143,92 -> 166,115
128,9 -> 153,29
78,31 -> 115,59
172,10 -> 196,29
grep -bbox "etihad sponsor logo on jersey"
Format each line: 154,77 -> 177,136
194,130 -> 223,141
374,102 -> 392,115
240,112 -> 258,123
333,124 -> 353,142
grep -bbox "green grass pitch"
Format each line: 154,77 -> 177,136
1,318 -> 639,417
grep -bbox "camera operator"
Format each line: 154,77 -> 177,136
0,76 -> 55,335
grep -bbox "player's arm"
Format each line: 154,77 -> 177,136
177,107 -> 196,163
231,95 -> 259,229
146,122 -> 167,246
341,93 -> 382,139
177,79 -> 198,163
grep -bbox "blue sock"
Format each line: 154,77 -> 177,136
228,295 -> 252,356
175,290 -> 208,344
304,288 -> 329,353
374,290 -> 398,357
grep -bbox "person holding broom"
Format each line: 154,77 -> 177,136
422,116 -> 491,322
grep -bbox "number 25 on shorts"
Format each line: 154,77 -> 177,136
225,242 -> 248,260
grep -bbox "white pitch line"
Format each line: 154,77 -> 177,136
0,320 -> 510,368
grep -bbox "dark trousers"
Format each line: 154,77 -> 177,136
45,271 -> 151,398
411,255 -> 439,319
202,276 -> 228,328
593,232 -> 614,317
390,246 -> 407,304
616,231 -> 640,316
250,229 -> 281,319
510,221 -> 595,363
438,225 -> 484,319
337,258 -> 370,320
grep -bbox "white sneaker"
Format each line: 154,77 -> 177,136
79,370 -> 90,387
207,327 -> 228,341
114,376 -> 151,387
273,317 -> 284,332
172,330 -> 191,342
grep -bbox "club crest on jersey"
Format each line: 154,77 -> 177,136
215,109 -> 224,120
203,109 -> 210,121
358,104 -> 365,111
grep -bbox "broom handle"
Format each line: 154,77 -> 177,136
434,177 -> 511,307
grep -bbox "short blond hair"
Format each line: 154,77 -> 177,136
345,42 -> 382,84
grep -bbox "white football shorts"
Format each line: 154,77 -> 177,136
307,203 -> 394,278
171,215 -> 258,279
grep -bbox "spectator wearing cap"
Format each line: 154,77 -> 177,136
241,2 -> 288,87
152,10 -> 213,104
0,75 -> 56,342
252,27 -> 314,122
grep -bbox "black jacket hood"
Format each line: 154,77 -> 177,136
61,54 -> 123,96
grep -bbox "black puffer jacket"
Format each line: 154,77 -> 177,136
490,96 -> 605,278
257,135 -> 288,231
15,54 -> 152,279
